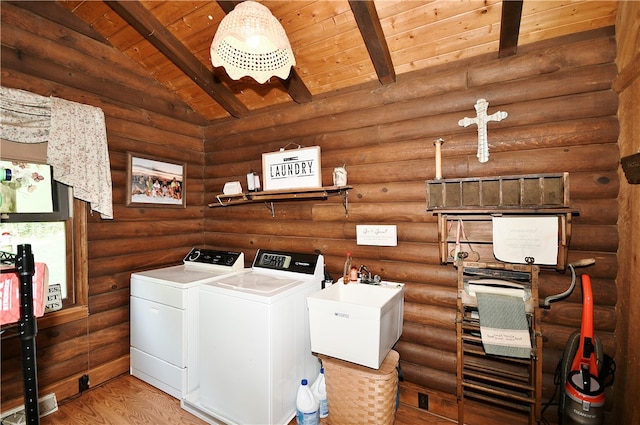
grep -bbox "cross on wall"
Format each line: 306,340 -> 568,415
458,99 -> 508,163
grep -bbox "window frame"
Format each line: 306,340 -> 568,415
39,198 -> 89,327
1,145 -> 89,328
1,198 -> 88,329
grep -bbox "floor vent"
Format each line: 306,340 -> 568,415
0,393 -> 58,424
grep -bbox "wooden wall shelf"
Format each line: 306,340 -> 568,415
431,209 -> 576,271
208,185 -> 352,217
426,173 -> 576,271
426,173 -> 569,210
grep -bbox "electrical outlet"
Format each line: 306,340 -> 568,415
79,374 -> 90,392
418,392 -> 428,410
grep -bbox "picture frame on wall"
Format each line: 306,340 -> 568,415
262,146 -> 322,191
126,153 -> 186,208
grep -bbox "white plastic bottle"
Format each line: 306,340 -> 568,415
246,171 -> 255,191
296,379 -> 319,425
310,368 -> 328,418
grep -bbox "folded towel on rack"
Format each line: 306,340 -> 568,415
475,292 -> 532,359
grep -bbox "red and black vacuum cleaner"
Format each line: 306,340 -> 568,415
559,274 -> 605,425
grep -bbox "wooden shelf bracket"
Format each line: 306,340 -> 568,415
209,186 -> 352,217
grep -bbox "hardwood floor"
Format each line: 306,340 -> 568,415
36,374 -> 454,425
39,375 -> 206,425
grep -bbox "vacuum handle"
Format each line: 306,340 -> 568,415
579,275 -> 595,345
570,274 -> 599,377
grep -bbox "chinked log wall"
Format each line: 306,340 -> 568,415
1,3 -> 207,410
204,27 -> 619,422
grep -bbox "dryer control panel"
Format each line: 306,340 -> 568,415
183,248 -> 244,269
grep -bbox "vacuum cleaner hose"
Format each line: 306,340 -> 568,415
543,258 -> 596,307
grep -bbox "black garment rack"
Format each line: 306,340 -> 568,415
1,245 -> 40,424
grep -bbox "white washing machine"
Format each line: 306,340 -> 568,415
130,248 -> 244,399
182,249 -> 324,425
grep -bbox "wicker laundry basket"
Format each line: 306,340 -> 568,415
319,350 -> 399,425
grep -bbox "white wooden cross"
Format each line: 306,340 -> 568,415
458,99 -> 508,163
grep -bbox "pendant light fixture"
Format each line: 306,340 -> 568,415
210,1 -> 295,84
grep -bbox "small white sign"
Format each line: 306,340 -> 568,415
45,284 -> 62,313
356,225 -> 397,246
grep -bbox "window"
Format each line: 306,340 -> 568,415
1,162 -> 88,327
2,221 -> 68,297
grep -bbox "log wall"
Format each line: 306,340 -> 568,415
1,3 -> 206,410
0,2 -> 626,423
613,2 -> 640,424
204,27 -> 620,423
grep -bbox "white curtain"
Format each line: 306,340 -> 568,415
0,87 -> 113,219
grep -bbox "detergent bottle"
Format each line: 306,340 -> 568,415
296,379 -> 319,425
310,368 -> 328,418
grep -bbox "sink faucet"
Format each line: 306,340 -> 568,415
358,265 -> 381,284
358,265 -> 372,282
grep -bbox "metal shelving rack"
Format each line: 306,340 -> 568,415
1,246 -> 40,424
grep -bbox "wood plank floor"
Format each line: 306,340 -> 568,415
37,374 -> 454,425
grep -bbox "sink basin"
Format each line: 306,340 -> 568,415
307,279 -> 405,369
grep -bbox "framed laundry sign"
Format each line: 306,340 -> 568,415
262,146 -> 322,191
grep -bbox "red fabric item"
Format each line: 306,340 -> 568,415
0,262 -> 47,325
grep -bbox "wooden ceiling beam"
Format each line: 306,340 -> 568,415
498,0 -> 524,58
105,1 -> 249,118
216,1 -> 312,104
216,1 -> 241,14
9,1 -> 111,45
349,0 -> 396,85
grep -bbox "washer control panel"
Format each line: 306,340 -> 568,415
252,249 -> 320,275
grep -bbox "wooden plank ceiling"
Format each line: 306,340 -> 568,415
42,0 -> 618,122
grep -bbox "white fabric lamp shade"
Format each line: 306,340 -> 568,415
210,1 -> 295,84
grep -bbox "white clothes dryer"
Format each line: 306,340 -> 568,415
130,248 -> 244,399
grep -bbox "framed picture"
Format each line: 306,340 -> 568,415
262,146 -> 322,191
126,153 -> 186,208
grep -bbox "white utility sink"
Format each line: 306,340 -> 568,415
307,279 -> 405,369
